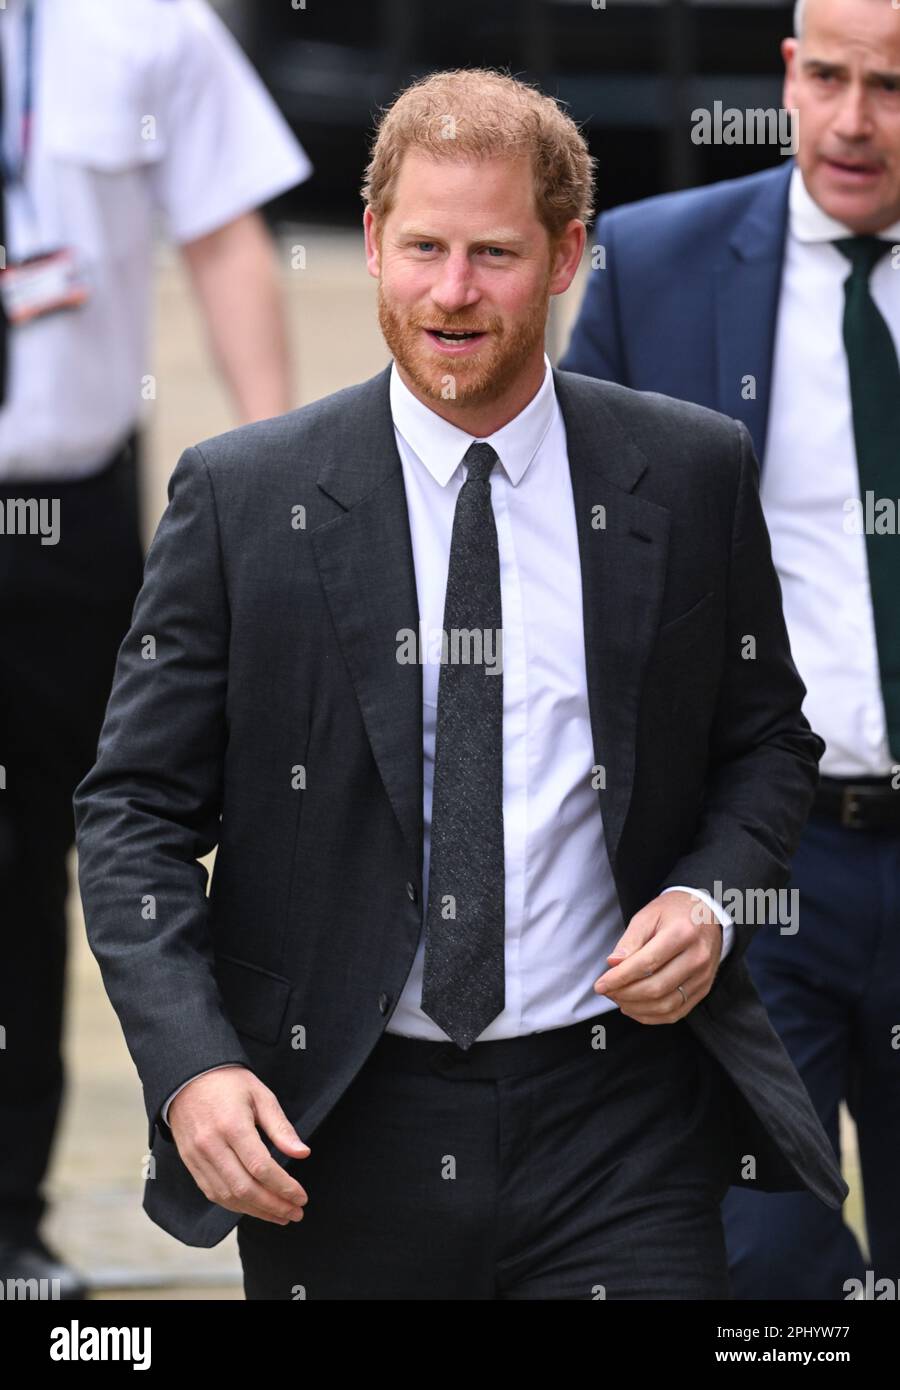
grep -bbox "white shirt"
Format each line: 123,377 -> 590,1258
760,167 -> 900,775
0,0 -> 312,480
162,355 -> 733,1122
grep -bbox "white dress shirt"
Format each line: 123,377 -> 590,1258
162,355 -> 733,1122
0,0 -> 312,480
760,167 -> 900,776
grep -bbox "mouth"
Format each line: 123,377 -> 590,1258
423,328 -> 488,354
822,156 -> 883,181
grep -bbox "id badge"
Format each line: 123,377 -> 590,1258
0,247 -> 90,324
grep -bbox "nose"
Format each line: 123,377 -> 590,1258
430,251 -> 480,316
832,80 -> 874,143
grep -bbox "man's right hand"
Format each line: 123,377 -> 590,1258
168,1066 -> 311,1225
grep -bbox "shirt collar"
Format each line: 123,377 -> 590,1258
789,164 -> 900,243
389,353 -> 557,488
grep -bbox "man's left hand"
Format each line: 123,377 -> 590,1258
593,890 -> 722,1023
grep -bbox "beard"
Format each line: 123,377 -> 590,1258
377,274 -> 551,408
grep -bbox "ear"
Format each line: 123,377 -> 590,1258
549,219 -> 587,298
364,207 -> 381,279
781,37 -> 799,111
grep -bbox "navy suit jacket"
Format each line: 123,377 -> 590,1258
560,160 -> 794,470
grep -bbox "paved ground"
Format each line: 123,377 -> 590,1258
49,227 -> 866,1298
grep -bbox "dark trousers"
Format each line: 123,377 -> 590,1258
722,809 -> 900,1299
237,1010 -> 735,1300
0,438 -> 144,1241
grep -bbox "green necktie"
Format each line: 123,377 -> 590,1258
834,235 -> 900,762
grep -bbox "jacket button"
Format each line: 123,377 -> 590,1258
406,881 -> 418,902
378,992 -> 390,1014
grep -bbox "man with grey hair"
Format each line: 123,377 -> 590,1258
562,0 -> 900,1298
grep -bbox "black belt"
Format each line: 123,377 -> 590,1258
812,774 -> 900,831
374,1008 -> 643,1081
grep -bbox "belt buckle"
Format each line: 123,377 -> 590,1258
840,787 -> 867,830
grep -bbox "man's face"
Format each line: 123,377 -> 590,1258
364,150 -> 579,408
783,0 -> 900,232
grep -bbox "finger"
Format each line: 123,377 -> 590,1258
181,1142 -> 303,1224
230,1121 -> 309,1207
618,992 -> 685,1025
619,998 -> 685,1025
607,902 -> 661,964
209,1143 -> 308,1223
252,1086 -> 311,1161
605,948 -> 700,1004
595,921 -> 689,993
615,967 -> 710,1018
184,1127 -> 308,1221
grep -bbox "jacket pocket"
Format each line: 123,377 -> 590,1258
214,954 -> 293,1046
654,590 -> 715,650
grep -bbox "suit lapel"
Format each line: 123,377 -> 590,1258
310,365 -> 424,879
310,362 -> 673,883
714,161 -> 792,470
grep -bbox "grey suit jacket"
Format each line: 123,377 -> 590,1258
73,363 -> 848,1247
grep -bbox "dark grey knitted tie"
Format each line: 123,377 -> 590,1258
421,441 -> 505,1049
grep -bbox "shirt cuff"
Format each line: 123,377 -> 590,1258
661,885 -> 734,963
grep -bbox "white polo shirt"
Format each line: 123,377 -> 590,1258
0,0 -> 312,480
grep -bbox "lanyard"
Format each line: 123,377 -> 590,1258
1,1 -> 36,188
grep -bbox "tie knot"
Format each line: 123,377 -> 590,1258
462,441 -> 499,483
833,235 -> 892,279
